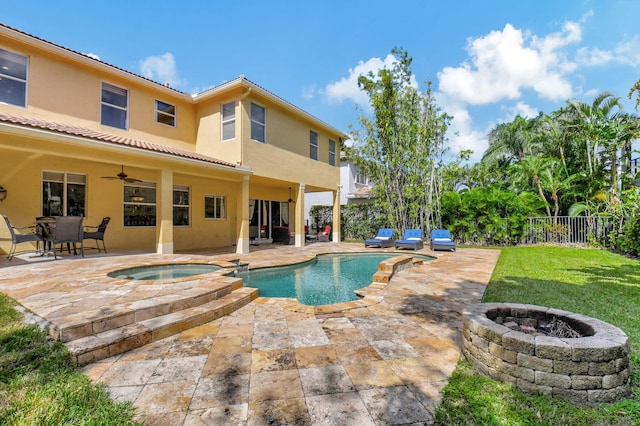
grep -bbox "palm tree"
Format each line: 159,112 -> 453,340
629,78 -> 640,110
557,92 -> 622,193
509,156 -> 554,218
483,114 -> 541,165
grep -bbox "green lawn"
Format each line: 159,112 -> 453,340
0,293 -> 139,425
436,246 -> 640,425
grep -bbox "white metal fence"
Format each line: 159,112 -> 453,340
526,216 -> 613,245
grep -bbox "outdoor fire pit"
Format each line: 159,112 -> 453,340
462,303 -> 630,404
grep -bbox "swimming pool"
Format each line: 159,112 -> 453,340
108,263 -> 222,280
236,253 -> 431,306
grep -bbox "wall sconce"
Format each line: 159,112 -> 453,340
0,186 -> 6,202
129,188 -> 145,203
288,187 -> 294,203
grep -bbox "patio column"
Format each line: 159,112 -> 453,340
236,175 -> 250,254
156,168 -> 174,254
294,183 -> 305,247
332,187 -> 341,243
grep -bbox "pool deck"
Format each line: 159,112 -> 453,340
0,243 -> 500,425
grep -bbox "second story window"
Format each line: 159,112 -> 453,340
156,100 -> 176,127
0,48 -> 28,108
310,131 -> 318,160
222,102 -> 235,140
329,139 -> 336,166
101,82 -> 128,130
251,102 -> 266,143
355,167 -> 368,185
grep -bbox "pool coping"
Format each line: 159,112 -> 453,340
260,254 -> 428,315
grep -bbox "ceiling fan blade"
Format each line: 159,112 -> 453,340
124,177 -> 144,183
101,176 -> 119,180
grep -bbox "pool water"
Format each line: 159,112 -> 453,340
108,263 -> 221,280
237,253 -> 427,306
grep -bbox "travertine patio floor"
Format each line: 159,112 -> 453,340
0,243 -> 500,425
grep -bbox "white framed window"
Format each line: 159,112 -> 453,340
204,195 -> 226,219
0,48 -> 28,107
123,182 -> 156,227
355,167 -> 368,185
251,102 -> 266,143
42,171 -> 86,217
156,100 -> 176,127
222,102 -> 235,140
101,82 -> 128,129
310,130 -> 318,160
173,185 -> 190,226
329,139 -> 336,166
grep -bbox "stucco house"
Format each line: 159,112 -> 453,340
305,152 -> 375,225
0,23 -> 347,256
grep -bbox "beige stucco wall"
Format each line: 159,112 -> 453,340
239,94 -> 341,192
0,38 -> 197,152
194,87 -> 243,164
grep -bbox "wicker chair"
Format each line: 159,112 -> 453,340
3,215 -> 43,260
83,217 -> 110,253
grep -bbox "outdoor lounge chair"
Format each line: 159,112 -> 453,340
395,229 -> 424,250
3,215 -> 43,260
316,225 -> 331,242
430,229 -> 456,251
83,217 -> 110,253
364,228 -> 395,248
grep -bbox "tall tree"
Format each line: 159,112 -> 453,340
350,48 -> 450,233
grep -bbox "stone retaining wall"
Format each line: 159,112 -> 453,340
462,303 -> 630,404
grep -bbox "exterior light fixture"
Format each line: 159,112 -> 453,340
288,187 -> 293,203
0,186 -> 6,202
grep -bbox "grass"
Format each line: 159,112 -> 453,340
0,293 -> 138,425
436,245 -> 640,425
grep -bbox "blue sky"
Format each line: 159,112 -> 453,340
3,0 -> 640,162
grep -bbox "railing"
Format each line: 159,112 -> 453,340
525,216 -> 613,245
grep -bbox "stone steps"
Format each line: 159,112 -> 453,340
53,276 -> 244,343
60,281 -> 258,365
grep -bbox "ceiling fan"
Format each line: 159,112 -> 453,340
101,165 -> 143,183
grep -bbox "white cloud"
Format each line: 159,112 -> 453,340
139,52 -> 186,89
84,52 -> 101,61
302,84 -> 316,100
324,54 -> 413,106
613,36 -> 640,66
438,20 -> 580,105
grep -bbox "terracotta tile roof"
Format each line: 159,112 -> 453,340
349,186 -> 373,197
0,111 -> 240,169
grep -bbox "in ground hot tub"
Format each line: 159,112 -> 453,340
108,263 -> 222,280
462,303 -> 630,404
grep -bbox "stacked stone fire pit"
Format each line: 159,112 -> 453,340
462,303 -> 629,404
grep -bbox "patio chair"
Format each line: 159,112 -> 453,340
430,229 -> 456,251
49,216 -> 84,259
316,225 -> 331,242
395,229 -> 424,250
2,215 -> 43,260
364,228 -> 395,248
83,217 -> 110,253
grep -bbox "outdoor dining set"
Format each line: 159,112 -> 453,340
3,215 -> 110,260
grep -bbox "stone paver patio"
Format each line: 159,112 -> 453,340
0,243 -> 500,425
